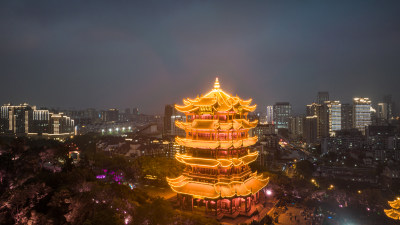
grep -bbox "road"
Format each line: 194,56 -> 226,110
276,206 -> 322,225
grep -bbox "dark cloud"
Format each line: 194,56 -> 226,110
0,0 -> 399,114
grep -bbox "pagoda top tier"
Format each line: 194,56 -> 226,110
175,78 -> 257,114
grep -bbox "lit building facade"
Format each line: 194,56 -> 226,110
273,102 -> 291,129
0,103 -> 32,134
353,98 -> 372,135
49,113 -> 74,135
383,94 -> 395,120
317,104 -> 330,139
288,116 -> 304,139
306,103 -> 329,139
377,103 -> 388,121
30,110 -> 51,134
0,103 -> 74,137
167,78 -> 269,217
306,103 -> 320,117
252,123 -> 275,141
341,103 -> 353,130
163,104 -> 186,137
303,115 -> 318,144
266,105 -> 274,124
163,104 -> 174,136
101,108 -> 119,122
325,101 -> 341,136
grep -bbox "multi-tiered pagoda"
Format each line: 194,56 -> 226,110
385,198 -> 400,220
167,78 -> 269,217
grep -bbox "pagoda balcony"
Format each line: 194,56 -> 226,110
187,136 -> 249,141
175,136 -> 258,149
182,172 -> 218,183
183,169 -> 252,183
185,148 -> 255,159
184,152 -> 239,158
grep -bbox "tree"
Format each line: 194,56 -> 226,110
295,160 -> 315,179
134,197 -> 174,225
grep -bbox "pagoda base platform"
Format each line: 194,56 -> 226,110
175,187 -> 273,221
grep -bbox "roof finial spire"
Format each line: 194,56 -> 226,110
214,77 -> 220,89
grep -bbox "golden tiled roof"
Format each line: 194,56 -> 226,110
389,199 -> 400,209
385,208 -> 400,220
167,173 -> 269,199
175,136 -> 258,149
175,78 -> 256,113
175,151 -> 258,167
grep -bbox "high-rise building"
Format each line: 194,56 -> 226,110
289,116 -> 304,139
383,95 -> 395,119
49,113 -> 74,135
303,115 -> 318,144
0,103 -> 74,136
168,78 -> 269,216
317,92 -> 329,104
353,98 -> 372,135
306,102 -> 329,139
377,95 -> 395,122
377,103 -> 388,120
163,104 -> 174,136
101,108 -> 119,122
0,103 -> 33,134
366,125 -> 396,150
325,101 -> 341,136
163,104 -> 185,137
273,102 -> 291,129
30,110 -> 51,134
132,107 -> 139,115
253,123 -> 275,141
86,108 -> 99,123
321,129 -> 365,153
266,105 -> 274,123
341,103 -> 353,130
316,104 -> 329,139
258,111 -> 267,124
306,103 -> 320,117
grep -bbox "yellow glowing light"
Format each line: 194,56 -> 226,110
175,78 -> 256,114
385,198 -> 400,220
167,78 -> 268,201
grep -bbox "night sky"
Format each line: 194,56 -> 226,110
1,1 -> 400,114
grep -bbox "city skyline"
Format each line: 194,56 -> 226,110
0,87 -> 394,116
1,1 -> 400,114
2,1 -> 400,224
